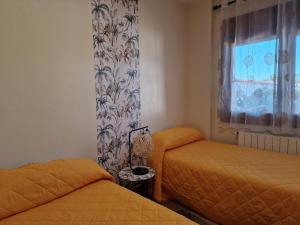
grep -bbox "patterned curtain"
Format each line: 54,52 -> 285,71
91,0 -> 140,176
219,0 -> 300,135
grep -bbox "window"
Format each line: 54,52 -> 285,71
219,0 -> 300,132
231,40 -> 276,115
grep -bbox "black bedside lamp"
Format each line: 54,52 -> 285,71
128,126 -> 151,175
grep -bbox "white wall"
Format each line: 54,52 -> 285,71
185,0 -> 213,139
184,0 -> 236,143
140,0 -> 188,132
0,0 -> 192,168
0,0 -> 227,168
0,0 -> 97,168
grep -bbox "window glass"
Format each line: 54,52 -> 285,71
231,40 -> 276,115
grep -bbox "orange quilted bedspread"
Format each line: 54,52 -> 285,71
162,140 -> 300,225
0,158 -> 196,225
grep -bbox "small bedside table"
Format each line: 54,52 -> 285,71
118,166 -> 155,198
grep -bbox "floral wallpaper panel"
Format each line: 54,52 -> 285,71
91,0 -> 140,176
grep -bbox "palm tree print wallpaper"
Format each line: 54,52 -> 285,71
91,0 -> 140,176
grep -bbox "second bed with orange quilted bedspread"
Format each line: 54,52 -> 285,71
150,127 -> 300,225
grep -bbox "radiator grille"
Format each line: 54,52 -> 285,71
238,132 -> 300,155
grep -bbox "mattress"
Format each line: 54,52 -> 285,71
162,140 -> 300,225
0,158 -> 197,225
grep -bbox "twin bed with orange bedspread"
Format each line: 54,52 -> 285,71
0,158 -> 196,225
149,127 -> 300,225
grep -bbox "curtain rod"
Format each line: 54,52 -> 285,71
213,0 -> 237,11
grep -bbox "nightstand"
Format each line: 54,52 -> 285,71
118,166 -> 155,198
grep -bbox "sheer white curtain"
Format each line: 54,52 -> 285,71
218,0 -> 300,135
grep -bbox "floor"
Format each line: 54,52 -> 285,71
162,200 -> 218,225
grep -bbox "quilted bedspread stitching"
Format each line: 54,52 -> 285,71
0,181 -> 197,225
22,175 -> 59,198
162,140 -> 300,225
0,158 -> 197,225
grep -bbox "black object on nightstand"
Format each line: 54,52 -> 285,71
118,166 -> 155,198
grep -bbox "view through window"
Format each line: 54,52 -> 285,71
231,39 -> 276,115
231,36 -> 300,115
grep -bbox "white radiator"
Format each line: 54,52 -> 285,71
238,132 -> 300,155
